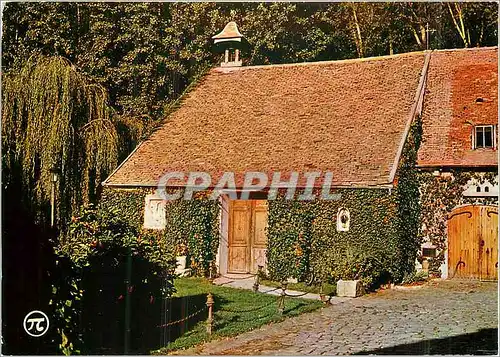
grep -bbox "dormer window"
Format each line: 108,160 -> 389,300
473,125 -> 496,149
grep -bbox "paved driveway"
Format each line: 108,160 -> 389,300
175,280 -> 498,355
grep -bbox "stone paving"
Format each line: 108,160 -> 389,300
214,274 -> 322,300
174,280 -> 498,355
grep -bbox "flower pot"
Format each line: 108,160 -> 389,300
176,255 -> 187,270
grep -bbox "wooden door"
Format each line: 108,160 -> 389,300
251,200 -> 268,273
479,206 -> 498,280
228,201 -> 251,273
447,205 -> 498,280
228,200 -> 268,274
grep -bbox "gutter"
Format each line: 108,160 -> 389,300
417,164 -> 498,171
103,182 -> 394,190
388,50 -> 432,184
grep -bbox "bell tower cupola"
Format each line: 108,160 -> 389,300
212,22 -> 247,67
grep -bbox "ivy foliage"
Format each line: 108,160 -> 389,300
266,200 -> 314,281
267,190 -> 399,290
162,196 -> 220,276
392,116 -> 424,281
101,188 -> 220,277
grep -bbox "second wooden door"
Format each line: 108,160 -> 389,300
448,205 -> 498,280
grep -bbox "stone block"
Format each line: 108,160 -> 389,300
175,268 -> 191,277
336,279 -> 365,297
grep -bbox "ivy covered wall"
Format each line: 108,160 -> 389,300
266,118 -> 424,288
267,190 -> 400,288
100,188 -> 220,276
419,170 -> 498,275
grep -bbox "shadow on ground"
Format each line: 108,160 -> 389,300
84,290 -> 209,355
355,328 -> 498,355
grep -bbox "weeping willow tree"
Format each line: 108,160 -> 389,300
2,55 -> 118,227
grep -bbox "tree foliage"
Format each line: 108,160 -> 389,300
3,2 -> 497,125
2,55 -> 118,225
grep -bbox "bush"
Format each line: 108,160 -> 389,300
50,204 -> 176,354
322,247 -> 391,291
401,270 -> 429,285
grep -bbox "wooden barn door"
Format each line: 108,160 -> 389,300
448,205 -> 498,280
479,206 -> 498,280
228,200 -> 268,274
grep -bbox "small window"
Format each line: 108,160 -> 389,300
336,208 -> 350,232
485,186 -> 490,193
476,186 -> 481,192
474,125 -> 496,149
422,248 -> 437,258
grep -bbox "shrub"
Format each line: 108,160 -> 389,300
50,204 -> 176,354
401,270 -> 429,285
322,247 -> 391,290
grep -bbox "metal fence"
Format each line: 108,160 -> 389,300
156,276 -> 328,350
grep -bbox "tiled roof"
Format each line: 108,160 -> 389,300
104,52 -> 427,188
418,47 -> 498,168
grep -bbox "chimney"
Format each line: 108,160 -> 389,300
212,22 -> 246,67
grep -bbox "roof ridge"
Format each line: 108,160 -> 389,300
388,51 -> 432,184
430,46 -> 498,54
214,50 -> 426,73
214,46 -> 497,73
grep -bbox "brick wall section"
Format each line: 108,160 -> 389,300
418,47 -> 498,168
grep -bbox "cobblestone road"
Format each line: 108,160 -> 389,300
175,280 -> 498,355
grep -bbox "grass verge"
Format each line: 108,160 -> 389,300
151,277 -> 323,354
260,279 -> 337,296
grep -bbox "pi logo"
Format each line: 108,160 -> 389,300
23,310 -> 49,337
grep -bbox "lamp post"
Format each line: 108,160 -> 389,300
49,167 -> 59,228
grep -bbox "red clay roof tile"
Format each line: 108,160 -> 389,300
105,52 -> 428,188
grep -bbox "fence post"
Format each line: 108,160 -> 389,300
208,260 -> 214,283
278,281 -> 287,315
206,293 -> 214,335
319,284 -> 327,304
253,265 -> 263,292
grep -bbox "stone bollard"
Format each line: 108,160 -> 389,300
277,281 -> 287,315
206,293 -> 214,335
253,265 -> 263,292
208,260 -> 214,283
336,279 -> 365,297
